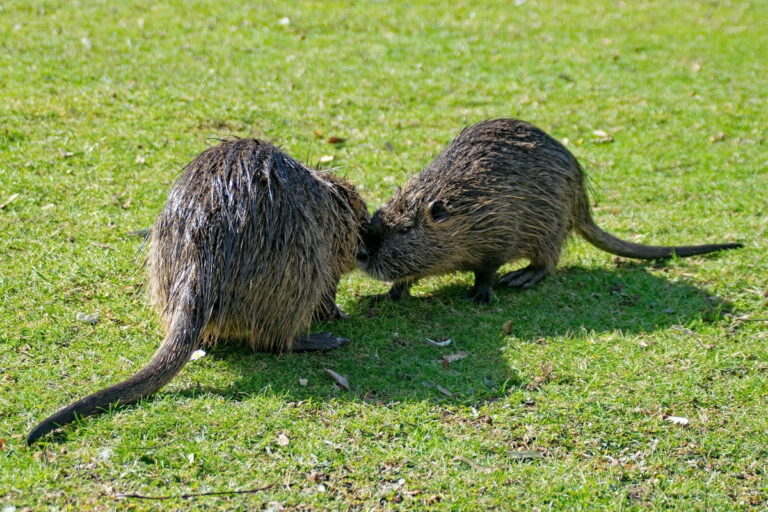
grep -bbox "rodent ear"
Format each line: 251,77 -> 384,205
428,200 -> 450,222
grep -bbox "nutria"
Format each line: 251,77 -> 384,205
357,118 -> 741,303
28,138 -> 367,444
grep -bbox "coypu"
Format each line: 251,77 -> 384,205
28,138 -> 367,444
358,118 -> 741,303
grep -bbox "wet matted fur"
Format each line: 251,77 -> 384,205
358,118 -> 741,303
28,138 -> 367,444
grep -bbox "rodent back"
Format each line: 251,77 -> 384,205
360,119 -> 588,280
147,139 -> 339,349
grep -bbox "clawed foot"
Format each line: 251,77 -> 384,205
292,332 -> 350,352
499,266 -> 549,289
464,285 -> 494,304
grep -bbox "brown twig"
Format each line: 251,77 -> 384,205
117,483 -> 274,500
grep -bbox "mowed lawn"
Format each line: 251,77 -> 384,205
1,0 -> 766,510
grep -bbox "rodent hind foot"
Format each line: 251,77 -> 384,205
292,332 -> 350,352
499,265 -> 549,289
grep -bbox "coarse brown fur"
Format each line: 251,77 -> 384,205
28,138 -> 368,444
358,118 -> 741,303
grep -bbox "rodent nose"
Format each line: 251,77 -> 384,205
356,246 -> 369,263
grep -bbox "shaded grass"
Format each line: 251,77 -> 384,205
1,0 -> 766,510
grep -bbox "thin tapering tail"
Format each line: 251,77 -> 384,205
574,193 -> 742,259
27,312 -> 206,445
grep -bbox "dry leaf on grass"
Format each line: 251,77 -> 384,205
442,351 -> 468,368
298,378 -> 308,386
426,337 -> 452,347
708,132 -> 726,143
664,415 -> 689,426
0,193 -> 19,210
276,433 -> 290,446
189,349 -> 206,361
307,471 -> 327,483
435,384 -> 453,397
75,312 -> 100,325
379,478 -> 406,492
502,320 -> 513,335
526,362 -> 554,391
591,129 -> 613,143
326,136 -> 346,144
324,368 -> 350,390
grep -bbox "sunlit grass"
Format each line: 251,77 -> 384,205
1,0 -> 766,509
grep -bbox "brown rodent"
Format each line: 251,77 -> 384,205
357,118 -> 741,303
28,138 -> 367,444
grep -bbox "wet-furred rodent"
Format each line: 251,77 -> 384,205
28,138 -> 367,444
358,118 -> 741,303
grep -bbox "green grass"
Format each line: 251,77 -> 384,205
1,0 -> 766,510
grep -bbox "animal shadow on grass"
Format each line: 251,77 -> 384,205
178,262 -> 732,407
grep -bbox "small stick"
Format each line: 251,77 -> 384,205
117,483 -> 274,500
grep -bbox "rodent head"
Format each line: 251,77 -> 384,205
357,193 -> 456,281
